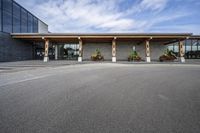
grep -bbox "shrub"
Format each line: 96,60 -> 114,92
91,48 -> 104,61
159,49 -> 177,62
128,50 -> 141,61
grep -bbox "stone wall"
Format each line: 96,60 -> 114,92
0,32 -> 33,62
83,43 -> 112,61
82,41 -> 166,61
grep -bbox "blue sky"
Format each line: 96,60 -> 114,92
15,0 -> 200,34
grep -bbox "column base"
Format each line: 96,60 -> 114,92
78,57 -> 82,62
146,57 -> 151,62
43,56 -> 49,62
112,57 -> 116,62
180,57 -> 185,63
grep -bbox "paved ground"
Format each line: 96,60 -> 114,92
0,63 -> 200,133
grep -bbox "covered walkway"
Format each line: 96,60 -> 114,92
11,33 -> 193,63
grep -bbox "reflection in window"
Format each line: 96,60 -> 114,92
173,43 -> 179,53
192,40 -> 198,51
2,0 -> 12,13
57,43 -> 79,60
0,4 -> 2,32
28,13 -> 33,33
2,0 -> 12,33
13,2 -> 21,33
168,44 -> 173,51
21,8 -> 28,33
3,10 -> 12,33
1,0 -> 40,33
33,17 -> 38,33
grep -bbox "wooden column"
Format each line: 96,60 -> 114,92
55,45 -> 58,60
179,40 -> 185,62
78,38 -> 83,62
145,40 -> 151,62
112,37 -> 117,62
44,39 -> 49,62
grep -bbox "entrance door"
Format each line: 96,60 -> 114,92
56,44 -> 79,60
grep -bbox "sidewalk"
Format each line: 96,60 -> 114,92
0,59 -> 199,73
0,59 -> 200,67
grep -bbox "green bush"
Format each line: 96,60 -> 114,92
128,50 -> 141,61
91,48 -> 104,61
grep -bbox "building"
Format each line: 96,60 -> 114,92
0,0 -> 48,61
1,0 -> 200,62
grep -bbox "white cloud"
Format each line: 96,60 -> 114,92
35,0 -> 138,32
15,0 -> 197,33
151,24 -> 200,34
140,0 -> 168,11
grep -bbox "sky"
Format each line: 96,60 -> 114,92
15,0 -> 200,34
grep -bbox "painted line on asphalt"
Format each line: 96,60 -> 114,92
0,75 -> 50,87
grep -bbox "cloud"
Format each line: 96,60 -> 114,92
140,0 -> 168,11
15,0 -> 199,34
151,24 -> 200,34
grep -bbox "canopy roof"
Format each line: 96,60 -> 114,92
11,33 -> 197,44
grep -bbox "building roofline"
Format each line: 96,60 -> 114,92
11,32 -> 193,37
189,35 -> 200,39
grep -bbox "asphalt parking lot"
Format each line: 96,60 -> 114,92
0,63 -> 200,133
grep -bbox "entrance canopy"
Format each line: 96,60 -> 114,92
11,33 -> 192,44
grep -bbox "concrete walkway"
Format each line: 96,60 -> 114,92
0,59 -> 200,66
0,59 -> 199,73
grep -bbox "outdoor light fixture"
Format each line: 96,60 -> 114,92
42,37 -> 45,40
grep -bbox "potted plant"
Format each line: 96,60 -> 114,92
159,49 -> 177,62
128,50 -> 142,61
91,48 -> 104,61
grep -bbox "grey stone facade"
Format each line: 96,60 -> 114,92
83,43 -> 112,61
0,32 -> 33,62
82,41 -> 166,61
150,42 -> 167,61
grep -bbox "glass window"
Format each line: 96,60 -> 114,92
33,17 -> 38,33
13,2 -> 20,33
198,40 -> 200,51
21,8 -> 28,33
185,40 -> 191,52
173,43 -> 179,53
167,44 -> 173,51
2,10 -> 12,33
0,6 -> 2,32
0,0 -> 2,9
28,13 -> 33,33
2,0 -> 12,13
192,40 -> 198,51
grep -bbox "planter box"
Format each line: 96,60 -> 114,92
159,55 -> 176,62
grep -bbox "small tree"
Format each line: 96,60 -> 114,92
128,50 -> 141,61
91,48 -> 104,61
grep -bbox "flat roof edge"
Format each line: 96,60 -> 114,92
11,33 -> 193,37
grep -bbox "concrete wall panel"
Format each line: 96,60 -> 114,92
0,32 -> 33,62
83,43 -> 112,61
83,41 -> 166,61
38,20 -> 48,33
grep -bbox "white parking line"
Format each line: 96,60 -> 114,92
0,75 -> 50,87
